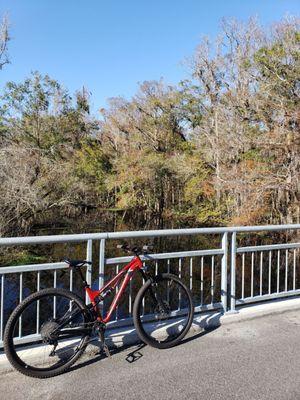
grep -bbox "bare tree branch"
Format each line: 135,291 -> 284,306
0,14 -> 10,70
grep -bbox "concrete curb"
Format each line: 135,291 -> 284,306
1,296 -> 300,374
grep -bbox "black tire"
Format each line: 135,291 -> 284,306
133,273 -> 194,349
4,288 -> 91,378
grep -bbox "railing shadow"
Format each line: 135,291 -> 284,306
168,311 -> 222,347
68,311 -> 222,374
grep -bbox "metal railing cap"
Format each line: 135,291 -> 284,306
1,224 -> 300,246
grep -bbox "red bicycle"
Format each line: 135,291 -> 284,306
4,244 -> 194,378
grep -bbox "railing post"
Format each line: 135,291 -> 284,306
99,239 -> 106,312
221,232 -> 228,312
0,275 -> 4,342
85,239 -> 93,304
230,231 -> 238,312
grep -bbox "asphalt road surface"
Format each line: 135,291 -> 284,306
1,309 -> 300,400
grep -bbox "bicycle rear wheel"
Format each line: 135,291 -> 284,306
4,288 -> 92,378
133,273 -> 194,349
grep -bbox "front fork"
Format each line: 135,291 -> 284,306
140,268 -> 152,283
139,269 -> 163,308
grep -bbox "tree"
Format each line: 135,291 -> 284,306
0,14 -> 9,70
100,80 -> 192,228
186,16 -> 300,225
0,73 -> 100,236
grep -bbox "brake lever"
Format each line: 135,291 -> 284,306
142,245 -> 153,254
117,243 -> 131,253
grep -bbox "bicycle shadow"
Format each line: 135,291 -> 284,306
68,341 -> 146,373
68,311 -> 222,374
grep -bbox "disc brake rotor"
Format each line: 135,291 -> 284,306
154,301 -> 171,320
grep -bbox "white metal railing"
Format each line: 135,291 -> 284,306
0,224 -> 300,347
233,242 -> 300,308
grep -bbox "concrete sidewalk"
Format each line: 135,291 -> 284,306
0,299 -> 300,399
105,295 -> 300,347
1,296 -> 300,374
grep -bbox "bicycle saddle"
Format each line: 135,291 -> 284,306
63,259 -> 92,268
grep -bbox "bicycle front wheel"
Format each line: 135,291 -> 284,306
4,288 -> 91,378
133,273 -> 194,349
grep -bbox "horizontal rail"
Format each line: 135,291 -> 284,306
237,243 -> 300,253
1,224 -> 300,246
106,249 -> 223,265
0,262 -> 68,274
236,290 -> 300,305
0,233 -> 107,246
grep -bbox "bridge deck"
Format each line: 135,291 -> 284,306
0,301 -> 299,399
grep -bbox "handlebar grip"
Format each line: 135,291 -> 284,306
117,243 -> 130,251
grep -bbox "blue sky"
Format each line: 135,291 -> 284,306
0,1 -> 299,113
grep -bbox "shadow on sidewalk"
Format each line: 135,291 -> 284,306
178,311 -> 222,345
69,342 -> 147,373
69,311 -> 222,374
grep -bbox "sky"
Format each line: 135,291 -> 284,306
0,0 -> 299,113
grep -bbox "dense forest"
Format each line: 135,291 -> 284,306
0,15 -> 299,241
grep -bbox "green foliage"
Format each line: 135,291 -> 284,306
240,149 -> 264,162
0,250 -> 47,267
0,72 -> 97,157
75,140 -> 111,192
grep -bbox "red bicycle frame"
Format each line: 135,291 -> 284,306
85,255 -> 144,324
